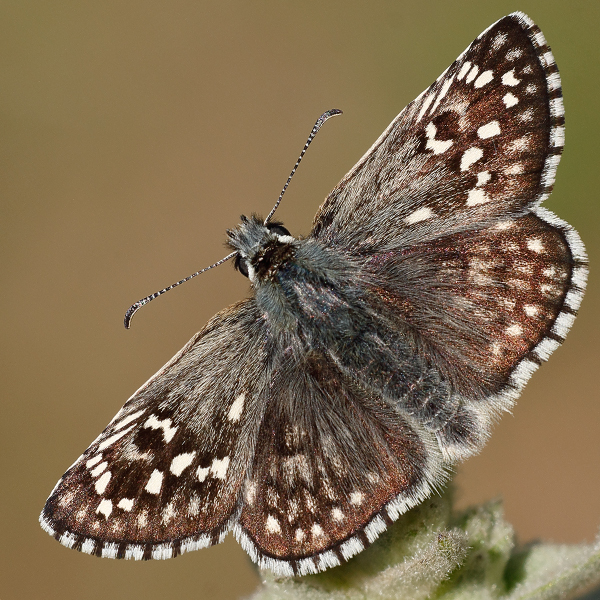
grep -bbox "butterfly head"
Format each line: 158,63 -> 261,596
227,215 -> 296,283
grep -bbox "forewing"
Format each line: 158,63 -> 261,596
311,13 -> 564,249
40,299 -> 270,560
236,349 -> 445,576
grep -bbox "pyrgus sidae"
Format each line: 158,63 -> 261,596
40,12 -> 587,576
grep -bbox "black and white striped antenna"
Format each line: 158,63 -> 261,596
124,109 -> 342,329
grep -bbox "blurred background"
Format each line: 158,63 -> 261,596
2,1 -> 598,598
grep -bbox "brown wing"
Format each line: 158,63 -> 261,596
311,13 -> 564,251
40,299 -> 271,560
348,209 -> 587,461
236,349 -> 446,576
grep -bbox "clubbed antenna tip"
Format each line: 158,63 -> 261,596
264,109 -> 343,224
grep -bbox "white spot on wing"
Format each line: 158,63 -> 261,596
113,409 -> 145,432
170,452 -> 196,476
144,415 -> 178,443
505,48 -> 523,61
282,454 -> 311,485
504,163 -> 523,175
245,481 -> 257,505
405,207 -> 434,225
145,469 -> 163,495
466,188 -> 490,206
312,523 -> 325,537
492,33 -> 507,49
95,471 -> 111,495
460,147 -> 483,171
476,171 -> 491,186
502,70 -> 520,86
519,108 -> 534,122
503,92 -> 518,108
96,499 -> 113,519
197,466 -> 209,482
227,393 -> 245,422
509,136 -> 529,152
98,425 -> 135,451
332,507 -> 345,522
121,444 -> 152,462
506,324 -> 523,337
266,487 -> 279,508
162,502 -> 177,525
350,491 -> 364,506
90,462 -> 108,478
430,75 -> 454,114
474,70 -> 493,88
59,490 -> 76,508
494,221 -> 513,230
457,61 -> 471,80
416,93 -> 435,122
266,515 -> 281,534
425,122 -> 453,154
86,454 -> 103,469
527,238 -> 544,253
210,456 -> 230,479
117,498 -> 134,511
477,121 -> 501,139
465,64 -> 479,84
295,528 -> 305,542
188,494 -> 201,516
524,305 -> 539,317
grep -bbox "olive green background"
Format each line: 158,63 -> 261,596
2,1 -> 599,599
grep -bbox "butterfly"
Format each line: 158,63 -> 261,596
40,12 -> 587,576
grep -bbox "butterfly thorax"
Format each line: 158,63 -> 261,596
227,215 -> 364,339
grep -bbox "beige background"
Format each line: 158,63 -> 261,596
2,1 -> 599,599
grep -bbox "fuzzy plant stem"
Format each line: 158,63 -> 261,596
250,486 -> 600,600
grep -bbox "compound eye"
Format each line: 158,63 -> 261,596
267,222 -> 291,237
234,254 -> 249,278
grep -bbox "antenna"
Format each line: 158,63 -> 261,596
124,108 -> 342,329
264,108 -> 342,224
123,252 -> 236,329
